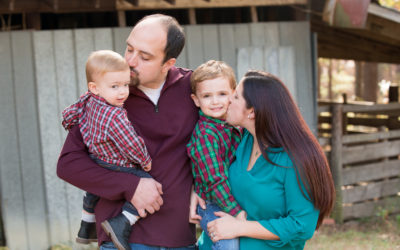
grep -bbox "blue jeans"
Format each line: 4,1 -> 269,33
197,201 -> 239,250
83,155 -> 152,215
100,241 -> 197,250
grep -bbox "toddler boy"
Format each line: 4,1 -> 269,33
62,50 -> 152,250
187,60 -> 245,250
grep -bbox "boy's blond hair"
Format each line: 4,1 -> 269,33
86,50 -> 129,83
190,60 -> 236,94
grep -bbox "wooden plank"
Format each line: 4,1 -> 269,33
249,22 -> 265,46
278,46 -> 296,102
342,140 -> 400,165
113,27 -> 131,56
236,47 -> 251,81
330,104 -> 344,223
117,0 -> 307,10
202,24 -> 220,61
264,47 -> 279,76
343,196 -> 400,220
342,102 -> 400,113
233,23 -> 250,48
0,31 -> 29,250
279,21 -> 315,129
94,28 -> 114,50
250,47 -> 264,71
175,26 -> 188,69
33,30 -> 70,245
185,25 -> 204,69
11,30 -> 49,250
343,159 -> 400,185
219,24 -> 236,76
74,29 -> 94,94
263,22 -> 279,76
342,129 -> 400,144
53,30 -> 83,243
343,178 -> 400,204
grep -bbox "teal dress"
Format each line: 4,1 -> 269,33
198,130 -> 319,249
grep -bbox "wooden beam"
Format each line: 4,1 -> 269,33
118,10 -> 126,27
163,0 -> 176,4
250,6 -> 258,23
116,0 -> 307,10
188,8 -> 196,25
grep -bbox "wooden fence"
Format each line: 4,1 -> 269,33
318,102 -> 400,222
0,22 -> 314,250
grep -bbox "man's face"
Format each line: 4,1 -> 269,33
124,19 -> 170,89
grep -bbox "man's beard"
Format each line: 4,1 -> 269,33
130,68 -> 140,87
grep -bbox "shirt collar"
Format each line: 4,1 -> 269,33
198,110 -> 227,127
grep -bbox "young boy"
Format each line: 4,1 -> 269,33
62,50 -> 152,250
187,60 -> 245,250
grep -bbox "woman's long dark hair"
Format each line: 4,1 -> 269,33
242,70 -> 335,229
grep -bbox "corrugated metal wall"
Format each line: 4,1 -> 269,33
0,22 -> 314,250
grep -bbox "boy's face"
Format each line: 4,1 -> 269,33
89,69 -> 130,107
191,76 -> 234,120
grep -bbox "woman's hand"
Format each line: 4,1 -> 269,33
207,211 -> 246,242
189,189 -> 206,224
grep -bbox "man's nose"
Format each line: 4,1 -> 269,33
126,53 -> 138,67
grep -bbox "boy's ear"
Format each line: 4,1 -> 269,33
190,94 -> 200,108
88,82 -> 99,95
161,58 -> 176,74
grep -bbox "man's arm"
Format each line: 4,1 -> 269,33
57,125 -> 163,216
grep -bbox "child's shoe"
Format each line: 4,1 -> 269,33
101,214 -> 131,250
76,220 -> 97,244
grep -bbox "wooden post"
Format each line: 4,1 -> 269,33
331,104 -> 344,223
250,6 -> 258,23
388,85 -> 398,129
188,8 -> 196,25
118,10 -> 126,27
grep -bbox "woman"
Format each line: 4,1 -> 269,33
198,70 -> 335,249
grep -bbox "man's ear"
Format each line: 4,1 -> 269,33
191,94 -> 200,108
88,82 -> 98,95
161,58 -> 176,74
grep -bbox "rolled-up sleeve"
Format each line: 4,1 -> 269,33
258,167 -> 319,248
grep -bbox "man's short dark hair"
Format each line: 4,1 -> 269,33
138,14 -> 185,63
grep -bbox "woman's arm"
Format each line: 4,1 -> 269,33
207,211 -> 279,242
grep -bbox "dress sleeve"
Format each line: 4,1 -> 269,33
191,134 -> 243,216
57,125 -> 139,202
257,166 -> 319,247
108,110 -> 152,168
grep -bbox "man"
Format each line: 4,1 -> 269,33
57,14 -> 202,249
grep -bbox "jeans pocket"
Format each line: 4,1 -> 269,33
100,241 -> 117,250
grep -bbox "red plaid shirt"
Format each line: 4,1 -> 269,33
62,92 -> 151,169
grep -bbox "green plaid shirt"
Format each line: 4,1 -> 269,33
187,110 -> 243,216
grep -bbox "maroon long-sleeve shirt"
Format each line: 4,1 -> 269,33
57,66 -> 199,247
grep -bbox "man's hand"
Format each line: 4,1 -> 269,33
189,189 -> 206,224
130,178 -> 163,217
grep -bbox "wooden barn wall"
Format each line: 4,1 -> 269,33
0,21 -> 314,249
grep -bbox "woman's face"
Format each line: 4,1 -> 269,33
226,81 -> 252,127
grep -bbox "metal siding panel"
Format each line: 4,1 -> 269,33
11,30 -> 49,250
53,30 -> 83,243
279,21 -> 314,129
237,47 -> 251,80
249,23 -> 266,46
33,30 -> 70,245
74,29 -> 95,94
202,25 -> 220,61
175,26 -> 188,68
186,25 -> 204,70
278,46 -> 297,102
0,31 -> 29,250
218,24 -> 236,75
234,24 -> 250,48
113,27 -> 132,56
94,28 -> 114,50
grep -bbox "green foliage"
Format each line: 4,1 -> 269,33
379,0 -> 400,10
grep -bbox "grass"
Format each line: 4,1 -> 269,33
306,215 -> 400,250
1,216 -> 399,250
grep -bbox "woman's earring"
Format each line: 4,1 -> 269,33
247,114 -> 250,119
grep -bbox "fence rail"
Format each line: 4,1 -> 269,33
318,102 -> 400,222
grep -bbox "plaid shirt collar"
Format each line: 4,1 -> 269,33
198,110 -> 228,128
